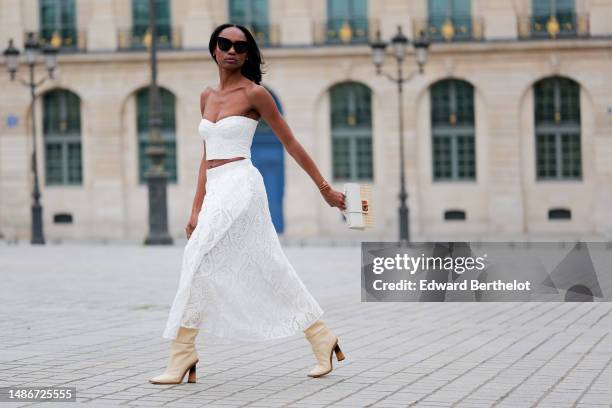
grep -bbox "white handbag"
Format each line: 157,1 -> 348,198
342,183 -> 374,230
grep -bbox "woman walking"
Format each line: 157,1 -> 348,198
149,23 -> 347,385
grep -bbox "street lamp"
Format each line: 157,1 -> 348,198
3,32 -> 59,245
412,30 -> 430,74
370,26 -> 430,244
143,0 -> 172,245
4,39 -> 20,79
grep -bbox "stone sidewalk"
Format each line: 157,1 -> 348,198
0,243 -> 610,407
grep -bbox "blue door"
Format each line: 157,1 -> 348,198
251,90 -> 284,233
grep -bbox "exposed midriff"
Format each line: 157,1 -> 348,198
206,156 -> 245,169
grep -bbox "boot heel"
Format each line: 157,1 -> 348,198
187,362 -> 197,383
334,343 -> 346,361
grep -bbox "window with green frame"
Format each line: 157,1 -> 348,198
330,82 -> 373,181
430,79 -> 476,181
326,0 -> 368,44
228,0 -> 270,45
43,89 -> 82,185
534,76 -> 581,180
131,0 -> 172,48
39,0 -> 77,48
427,0 -> 472,41
136,87 -> 177,184
531,0 -> 576,37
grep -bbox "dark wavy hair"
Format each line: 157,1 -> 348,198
208,23 -> 266,84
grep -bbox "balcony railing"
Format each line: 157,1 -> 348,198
36,28 -> 87,52
413,15 -> 484,42
233,22 -> 281,47
117,25 -> 182,50
313,18 -> 380,45
517,13 -> 589,39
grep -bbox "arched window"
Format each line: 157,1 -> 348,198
325,0 -> 368,44
229,0 -> 270,45
427,0 -> 472,41
330,82 -> 373,181
534,76 -> 581,180
39,0 -> 77,49
430,79 -> 476,181
130,0 -> 172,48
42,89 -> 82,185
136,87 -> 177,184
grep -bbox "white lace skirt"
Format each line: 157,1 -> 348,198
162,158 -> 324,343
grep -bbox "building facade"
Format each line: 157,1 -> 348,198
1,0 -> 611,243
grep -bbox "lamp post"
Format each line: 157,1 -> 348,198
370,26 -> 429,244
3,32 -> 60,245
144,0 -> 172,245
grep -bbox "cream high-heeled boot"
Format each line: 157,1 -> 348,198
303,319 -> 346,378
149,326 -> 200,384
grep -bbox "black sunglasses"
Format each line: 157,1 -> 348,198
217,36 -> 249,54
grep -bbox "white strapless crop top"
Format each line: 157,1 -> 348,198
198,115 -> 259,159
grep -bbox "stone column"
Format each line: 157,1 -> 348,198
182,0 -> 214,49
84,90 -> 126,240
590,0 -> 612,36
86,0 -> 118,51
478,0 -> 518,40
278,0 -> 313,46
0,85 -> 31,241
0,0 -> 26,47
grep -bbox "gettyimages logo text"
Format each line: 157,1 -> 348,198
372,252 -> 487,275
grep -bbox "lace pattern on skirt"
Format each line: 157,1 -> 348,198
162,158 -> 324,343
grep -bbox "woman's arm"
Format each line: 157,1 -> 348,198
247,84 -> 346,211
190,141 -> 207,218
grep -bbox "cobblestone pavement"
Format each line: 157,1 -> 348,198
0,243 -> 611,407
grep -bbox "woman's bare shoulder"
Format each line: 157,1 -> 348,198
201,85 -> 215,99
200,86 -> 215,116
200,86 -> 217,107
246,81 -> 264,92
245,82 -> 270,101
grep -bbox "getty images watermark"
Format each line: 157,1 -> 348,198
361,242 -> 612,302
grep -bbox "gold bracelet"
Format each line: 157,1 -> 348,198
318,180 -> 331,192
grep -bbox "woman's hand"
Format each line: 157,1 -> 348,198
185,213 -> 198,239
322,188 -> 347,212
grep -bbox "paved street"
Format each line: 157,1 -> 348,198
0,243 -> 611,407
